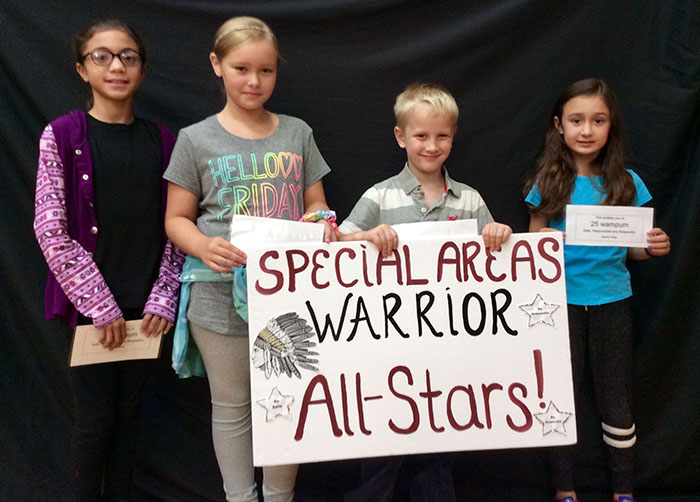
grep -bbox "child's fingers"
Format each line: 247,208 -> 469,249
485,224 -> 512,252
321,221 -> 337,243
502,225 -> 513,242
229,248 -> 247,266
97,327 -> 106,345
369,231 -> 387,256
205,257 -> 236,273
203,238 -> 247,271
497,225 -> 513,250
646,229 -> 671,255
140,313 -> 156,335
483,231 -> 494,251
389,228 -> 399,253
141,314 -> 169,337
482,224 -> 500,251
150,316 -> 169,337
100,317 -> 126,350
162,320 -> 174,335
112,318 -> 127,349
102,328 -> 114,350
209,237 -> 247,267
647,228 -> 669,242
380,225 -> 398,257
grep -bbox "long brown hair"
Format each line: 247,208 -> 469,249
524,78 -> 635,219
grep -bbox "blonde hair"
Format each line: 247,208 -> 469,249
394,82 -> 459,129
212,16 -> 279,60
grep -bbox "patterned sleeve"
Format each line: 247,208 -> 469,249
33,125 -> 122,327
142,235 -> 186,322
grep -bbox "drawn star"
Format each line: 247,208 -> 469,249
534,401 -> 573,436
257,387 -> 294,422
519,293 -> 560,327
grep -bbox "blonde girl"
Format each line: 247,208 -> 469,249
164,16 -> 334,502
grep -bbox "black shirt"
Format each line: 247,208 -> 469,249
87,115 -> 164,317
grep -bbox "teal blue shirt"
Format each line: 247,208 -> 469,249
525,170 -> 651,305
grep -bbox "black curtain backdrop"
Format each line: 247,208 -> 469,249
2,1 -> 699,500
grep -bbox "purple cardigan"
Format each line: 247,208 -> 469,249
33,110 -> 185,328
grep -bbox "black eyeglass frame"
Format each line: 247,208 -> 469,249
81,47 -> 143,67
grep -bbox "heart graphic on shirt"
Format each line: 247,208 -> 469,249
277,152 -> 302,182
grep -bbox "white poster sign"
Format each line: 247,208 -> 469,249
246,231 -> 575,466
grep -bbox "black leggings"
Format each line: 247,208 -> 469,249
550,298 -> 636,493
67,314 -> 151,502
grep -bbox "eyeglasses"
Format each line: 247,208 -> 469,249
82,47 -> 142,67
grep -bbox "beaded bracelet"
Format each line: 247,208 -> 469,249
300,209 -> 338,229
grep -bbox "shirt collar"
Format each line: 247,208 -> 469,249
397,163 -> 457,196
443,167 -> 458,196
397,163 -> 422,194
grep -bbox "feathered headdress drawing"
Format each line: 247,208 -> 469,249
252,313 -> 319,379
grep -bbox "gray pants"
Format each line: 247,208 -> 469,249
190,322 -> 298,502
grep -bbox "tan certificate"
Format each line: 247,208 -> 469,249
70,319 -> 163,367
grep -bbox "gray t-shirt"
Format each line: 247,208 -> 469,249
164,114 -> 331,335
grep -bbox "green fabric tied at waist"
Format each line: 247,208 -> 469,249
171,255 -> 248,378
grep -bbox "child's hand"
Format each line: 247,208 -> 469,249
318,220 -> 338,243
199,236 -> 247,273
141,313 -> 173,337
482,222 -> 512,252
364,224 -> 398,257
646,228 -> 670,256
98,317 -> 127,350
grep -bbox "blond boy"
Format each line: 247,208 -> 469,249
338,82 -> 511,253
338,83 -> 512,501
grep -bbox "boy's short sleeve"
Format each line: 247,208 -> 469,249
473,198 -> 495,233
338,186 -> 381,234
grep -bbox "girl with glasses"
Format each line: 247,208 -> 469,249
33,19 -> 184,501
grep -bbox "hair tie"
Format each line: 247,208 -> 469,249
299,209 -> 338,229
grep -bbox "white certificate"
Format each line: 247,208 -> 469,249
70,319 -> 163,366
565,205 -> 653,247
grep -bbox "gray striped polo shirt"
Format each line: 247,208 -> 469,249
338,164 -> 493,233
